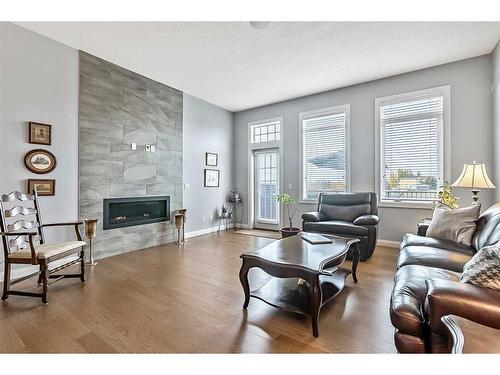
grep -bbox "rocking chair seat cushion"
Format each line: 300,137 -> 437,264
8,241 -> 86,260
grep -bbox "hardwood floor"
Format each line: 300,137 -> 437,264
0,231 -> 397,353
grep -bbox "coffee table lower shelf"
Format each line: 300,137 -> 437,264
250,268 -> 351,316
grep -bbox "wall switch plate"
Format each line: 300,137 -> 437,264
288,183 -> 293,189
145,144 -> 151,152
151,145 -> 156,152
131,142 -> 136,150
184,183 -> 190,190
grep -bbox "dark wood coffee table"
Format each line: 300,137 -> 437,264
239,234 -> 360,337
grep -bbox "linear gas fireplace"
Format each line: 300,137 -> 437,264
103,196 -> 170,230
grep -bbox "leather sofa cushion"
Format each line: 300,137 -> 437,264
303,220 -> 368,236
320,203 -> 372,222
390,265 -> 460,337
398,246 -> 473,273
401,233 -> 475,254
398,233 -> 475,272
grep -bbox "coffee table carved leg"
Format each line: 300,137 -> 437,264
239,259 -> 251,309
351,243 -> 360,283
309,275 -> 322,337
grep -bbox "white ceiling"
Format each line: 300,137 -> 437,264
16,22 -> 500,112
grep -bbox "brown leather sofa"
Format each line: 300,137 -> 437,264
390,203 -> 500,353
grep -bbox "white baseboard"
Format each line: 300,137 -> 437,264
185,223 -> 234,239
377,239 -> 400,248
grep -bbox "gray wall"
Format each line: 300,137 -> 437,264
0,22 -> 79,254
183,94 -> 234,233
234,55 -> 495,242
79,52 -> 183,259
494,41 -> 500,200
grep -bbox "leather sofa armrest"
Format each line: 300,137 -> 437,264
301,211 -> 328,222
425,279 -> 500,335
353,214 -> 379,226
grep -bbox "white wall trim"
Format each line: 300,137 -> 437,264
374,85 -> 451,209
377,239 -> 401,248
185,224 -> 234,239
299,104 -> 351,204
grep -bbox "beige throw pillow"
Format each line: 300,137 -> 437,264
426,203 -> 481,246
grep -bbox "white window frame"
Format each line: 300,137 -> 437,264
299,105 -> 351,204
374,85 -> 451,209
247,117 -> 284,229
250,119 -> 281,144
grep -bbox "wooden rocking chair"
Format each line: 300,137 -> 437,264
0,191 -> 86,304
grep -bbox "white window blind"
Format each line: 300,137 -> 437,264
301,107 -> 348,201
379,94 -> 444,203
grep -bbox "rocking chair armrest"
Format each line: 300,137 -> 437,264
41,222 -> 84,241
41,221 -> 83,228
0,232 -> 38,262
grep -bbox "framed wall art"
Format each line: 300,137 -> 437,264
204,169 -> 220,187
28,179 -> 55,196
24,149 -> 57,174
205,152 -> 218,166
29,122 -> 52,145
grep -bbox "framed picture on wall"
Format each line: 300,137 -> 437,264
24,149 -> 57,174
29,122 -> 52,145
28,179 -> 55,196
205,152 -> 218,166
204,169 -> 220,187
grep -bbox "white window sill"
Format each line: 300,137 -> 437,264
299,199 -> 319,205
379,200 -> 434,210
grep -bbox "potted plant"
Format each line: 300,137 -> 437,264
276,193 -> 301,238
434,181 -> 459,209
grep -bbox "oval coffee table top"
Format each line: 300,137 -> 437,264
240,234 -> 359,272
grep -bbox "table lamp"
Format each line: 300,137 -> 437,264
452,161 -> 496,203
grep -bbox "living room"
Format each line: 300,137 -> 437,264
1,0 -> 500,371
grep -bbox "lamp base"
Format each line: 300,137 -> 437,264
86,240 -> 98,266
471,189 -> 480,204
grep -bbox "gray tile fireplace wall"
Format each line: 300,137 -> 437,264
79,52 -> 183,259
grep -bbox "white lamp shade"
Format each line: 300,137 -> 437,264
452,162 -> 496,189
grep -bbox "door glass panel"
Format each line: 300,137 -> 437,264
256,152 -> 278,223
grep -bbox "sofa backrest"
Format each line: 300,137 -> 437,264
317,192 -> 377,222
472,202 -> 500,251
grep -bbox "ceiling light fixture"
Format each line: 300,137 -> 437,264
249,21 -> 270,30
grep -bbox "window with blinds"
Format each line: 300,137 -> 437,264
378,90 -> 445,203
300,106 -> 349,201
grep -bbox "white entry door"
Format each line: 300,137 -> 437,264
253,149 -> 280,230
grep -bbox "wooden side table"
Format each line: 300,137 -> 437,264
441,315 -> 500,353
229,198 -> 243,230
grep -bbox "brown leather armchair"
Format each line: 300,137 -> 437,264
302,192 -> 379,260
390,203 -> 500,353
